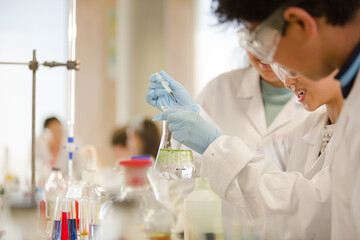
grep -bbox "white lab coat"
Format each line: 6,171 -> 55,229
330,69 -> 360,239
35,130 -> 85,185
166,67 -> 310,237
200,106 -> 332,239
196,67 -> 307,149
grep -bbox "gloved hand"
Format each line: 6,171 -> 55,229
145,70 -> 199,113
158,109 -> 222,154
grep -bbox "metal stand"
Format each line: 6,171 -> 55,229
0,49 -> 80,206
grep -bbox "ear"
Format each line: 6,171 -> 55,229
283,7 -> 318,37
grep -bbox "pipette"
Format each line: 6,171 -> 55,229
156,73 -> 178,103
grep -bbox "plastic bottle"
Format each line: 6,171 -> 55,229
184,178 -> 223,240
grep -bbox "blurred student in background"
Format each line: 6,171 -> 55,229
126,117 -> 161,158
111,126 -> 131,162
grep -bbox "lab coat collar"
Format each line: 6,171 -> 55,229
295,109 -> 328,177
236,67 -> 267,135
302,108 -> 328,145
265,96 -> 303,135
236,67 -> 260,99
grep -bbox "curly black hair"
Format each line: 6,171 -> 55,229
212,0 -> 360,26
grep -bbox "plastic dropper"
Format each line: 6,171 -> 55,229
156,73 -> 178,103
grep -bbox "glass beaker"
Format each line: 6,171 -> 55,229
154,106 -> 196,180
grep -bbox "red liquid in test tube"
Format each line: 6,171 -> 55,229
61,212 -> 70,240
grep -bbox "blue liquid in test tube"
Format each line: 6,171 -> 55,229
52,220 -> 62,240
68,219 -> 77,240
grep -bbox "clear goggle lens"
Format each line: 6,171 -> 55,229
238,27 -> 281,63
270,62 -> 300,83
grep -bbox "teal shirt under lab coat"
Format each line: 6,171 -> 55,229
260,78 -> 293,128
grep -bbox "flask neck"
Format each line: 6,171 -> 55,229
50,169 -> 63,180
81,170 -> 95,183
194,178 -> 211,190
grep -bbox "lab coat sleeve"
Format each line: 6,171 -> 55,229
256,131 -> 293,171
201,135 -> 331,239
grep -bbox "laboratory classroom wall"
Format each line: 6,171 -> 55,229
76,0 -> 196,166
0,0 -> 243,181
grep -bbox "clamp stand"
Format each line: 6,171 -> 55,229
0,49 -> 80,206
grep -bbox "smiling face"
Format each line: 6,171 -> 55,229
284,71 -> 341,111
247,51 -> 284,87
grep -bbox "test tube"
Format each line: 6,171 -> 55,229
79,199 -> 89,240
52,197 -> 63,240
39,200 -> 51,229
68,199 -> 78,240
89,199 -> 100,240
61,198 -> 71,240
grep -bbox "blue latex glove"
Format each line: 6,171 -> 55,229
158,109 -> 222,154
145,70 -> 199,118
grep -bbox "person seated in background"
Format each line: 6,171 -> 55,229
95,126 -> 131,196
126,117 -> 161,158
101,119 -> 163,199
35,116 -> 85,186
111,126 -> 131,162
36,117 -> 65,186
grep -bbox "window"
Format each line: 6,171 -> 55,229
0,0 -> 67,182
195,0 -> 249,94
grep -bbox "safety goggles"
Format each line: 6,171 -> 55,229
270,62 -> 300,83
237,7 -> 287,63
237,0 -> 314,62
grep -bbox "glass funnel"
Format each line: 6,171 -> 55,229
154,106 -> 196,179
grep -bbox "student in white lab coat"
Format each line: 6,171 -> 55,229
36,117 -> 66,186
148,52 -> 309,238
147,68 -> 341,238
36,117 -> 85,184
211,0 -> 360,238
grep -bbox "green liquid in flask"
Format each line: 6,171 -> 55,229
148,232 -> 171,240
156,149 -> 195,179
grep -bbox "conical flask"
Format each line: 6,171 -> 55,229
154,106 -> 196,180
